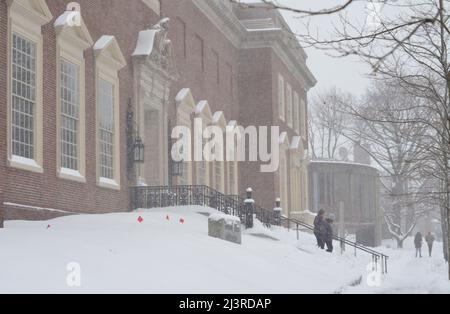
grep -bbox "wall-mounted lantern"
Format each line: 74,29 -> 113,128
133,136 -> 145,163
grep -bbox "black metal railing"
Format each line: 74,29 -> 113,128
131,185 -> 388,274
278,215 -> 389,274
132,185 -> 248,223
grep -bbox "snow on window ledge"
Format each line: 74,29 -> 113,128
58,168 -> 86,183
98,177 -> 121,191
8,155 -> 43,174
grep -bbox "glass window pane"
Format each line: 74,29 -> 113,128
11,33 -> 36,159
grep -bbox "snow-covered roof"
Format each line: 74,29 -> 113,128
310,159 -> 380,172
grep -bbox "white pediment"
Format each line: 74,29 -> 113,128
7,0 -> 53,25
54,10 -> 93,49
94,35 -> 127,71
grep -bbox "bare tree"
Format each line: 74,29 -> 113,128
233,0 -> 450,278
309,88 -> 352,160
342,81 -> 432,248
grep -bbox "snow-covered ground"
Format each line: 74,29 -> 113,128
0,206 -> 449,294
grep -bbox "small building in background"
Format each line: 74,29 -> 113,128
308,159 -> 383,247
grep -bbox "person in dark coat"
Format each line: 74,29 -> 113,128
414,232 -> 423,258
425,232 -> 435,257
314,210 -> 326,249
320,215 -> 335,253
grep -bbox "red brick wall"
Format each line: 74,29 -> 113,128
162,0 -> 240,121
0,0 -> 159,220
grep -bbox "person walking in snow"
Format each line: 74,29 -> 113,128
314,210 -> 326,249
425,232 -> 435,257
414,232 -> 423,258
320,214 -> 335,253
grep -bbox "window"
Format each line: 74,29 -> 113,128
55,8 -> 91,181
59,59 -> 80,171
293,92 -> 300,133
194,34 -> 205,72
212,50 -> 219,84
176,17 -> 187,59
286,83 -> 293,127
300,98 -> 306,138
278,74 -> 285,120
11,33 -> 36,160
7,0 -> 52,173
98,79 -> 115,180
94,35 -> 126,189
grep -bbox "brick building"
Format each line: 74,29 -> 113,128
0,0 -> 315,224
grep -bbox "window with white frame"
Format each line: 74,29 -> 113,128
293,92 -> 300,133
286,83 -> 293,127
59,59 -> 80,170
98,79 -> 115,180
278,74 -> 285,120
7,0 -> 51,173
11,33 -> 37,160
94,35 -> 125,188
54,6 -> 92,181
300,98 -> 306,138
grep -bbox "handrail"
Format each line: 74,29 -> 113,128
279,215 -> 388,274
131,185 -> 388,274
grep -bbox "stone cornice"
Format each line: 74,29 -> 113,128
242,29 -> 317,90
192,0 -> 245,48
192,0 -> 316,90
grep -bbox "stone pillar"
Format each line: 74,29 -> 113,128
244,188 -> 254,229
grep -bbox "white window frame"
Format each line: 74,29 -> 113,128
55,16 -> 92,182
300,98 -> 307,139
286,83 -> 293,127
278,74 -> 285,121
96,74 -> 120,189
293,92 -> 300,134
94,36 -> 126,190
6,0 -> 52,173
